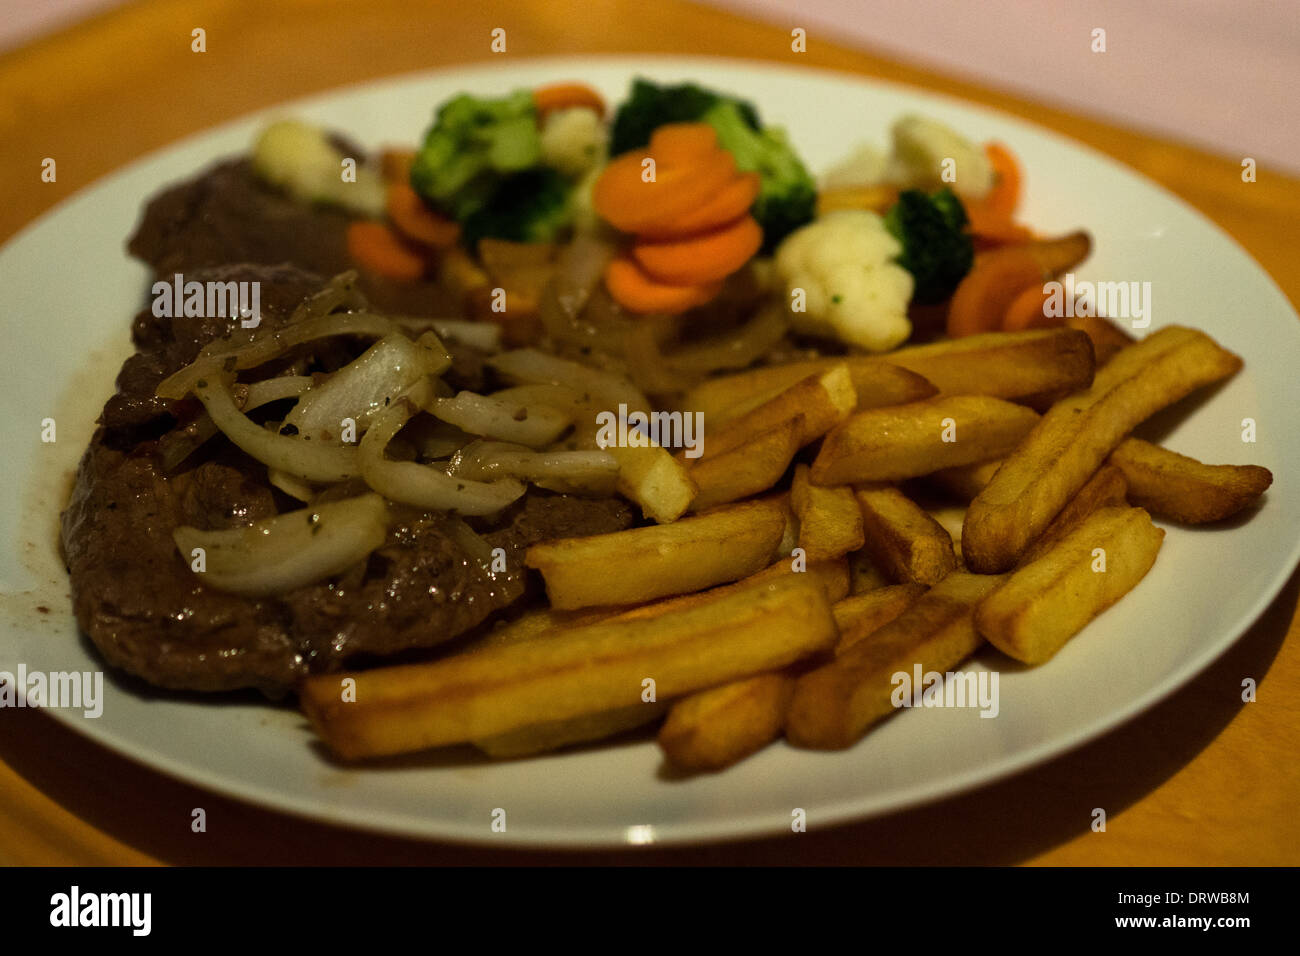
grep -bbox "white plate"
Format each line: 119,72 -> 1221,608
2,56 -> 1298,849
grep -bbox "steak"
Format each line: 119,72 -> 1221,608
62,263 -> 635,693
127,158 -> 458,317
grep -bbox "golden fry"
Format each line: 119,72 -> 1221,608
792,464 -> 866,561
976,507 -> 1164,664
811,396 -> 1039,485
302,575 -> 837,758
658,673 -> 796,772
833,583 -> 928,654
854,484 -> 958,585
883,328 -> 1095,402
963,326 -> 1241,573
786,571 -> 1002,749
1109,437 -> 1272,524
526,497 -> 787,608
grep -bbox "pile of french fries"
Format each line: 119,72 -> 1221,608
301,319 -> 1272,772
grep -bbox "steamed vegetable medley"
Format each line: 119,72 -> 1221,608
250,77 -> 1092,369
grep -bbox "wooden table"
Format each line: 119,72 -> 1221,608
1,0 -> 1296,866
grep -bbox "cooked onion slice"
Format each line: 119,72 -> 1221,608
173,493 -> 388,597
157,311 -> 412,400
160,375 -> 315,472
283,332 -> 448,440
359,381 -> 525,516
429,391 -> 571,448
450,440 -> 619,495
267,468 -> 316,502
487,349 -> 650,414
194,375 -> 359,483
422,319 -> 503,353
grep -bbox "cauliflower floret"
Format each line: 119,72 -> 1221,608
774,210 -> 914,352
886,114 -> 993,199
819,142 -> 889,191
539,106 -> 607,179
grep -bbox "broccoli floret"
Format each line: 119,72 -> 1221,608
609,79 -> 761,154
459,168 -> 573,246
608,79 -> 815,252
701,100 -> 817,253
882,188 -> 974,304
409,90 -> 542,222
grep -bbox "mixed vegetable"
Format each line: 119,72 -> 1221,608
250,76 -> 1095,352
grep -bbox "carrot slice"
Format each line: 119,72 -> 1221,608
347,221 -> 427,281
1001,283 -> 1057,331
962,141 -> 1030,240
639,172 -> 761,239
604,256 -> 722,314
633,215 -> 763,285
946,248 -> 1044,338
592,148 -> 737,234
386,182 -> 461,248
534,82 -> 606,119
648,123 -> 720,166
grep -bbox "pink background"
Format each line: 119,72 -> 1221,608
701,0 -> 1300,174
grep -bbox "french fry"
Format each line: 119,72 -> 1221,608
610,554 -> 850,622
687,417 -> 801,511
926,458 -> 1003,502
468,605 -> 617,652
301,575 -> 838,758
475,702 -> 669,758
1109,438 -> 1272,524
854,484 -> 958,585
694,365 -> 855,460
1019,464 -> 1127,563
963,326 -> 1242,573
525,497 -> 787,608
833,583 -> 928,654
1066,314 -> 1135,366
606,444 -> 698,524
847,548 -> 893,593
684,358 -> 935,423
786,571 -> 1002,749
744,556 -> 852,603
883,328 -> 1095,402
658,673 -> 796,772
791,464 -> 866,561
811,396 -> 1039,484
976,507 -> 1164,664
